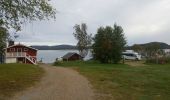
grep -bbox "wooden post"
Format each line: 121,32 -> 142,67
25,58 -> 26,64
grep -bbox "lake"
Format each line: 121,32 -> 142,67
37,50 -> 92,63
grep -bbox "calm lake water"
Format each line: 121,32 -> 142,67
37,50 -> 92,63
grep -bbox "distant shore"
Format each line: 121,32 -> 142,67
31,42 -> 170,50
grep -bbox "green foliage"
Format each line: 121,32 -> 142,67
145,43 -> 161,58
144,43 -> 167,64
92,24 -> 126,63
0,27 -> 9,53
53,58 -> 62,65
73,23 -> 92,57
0,0 -> 56,31
132,44 -> 144,54
146,57 -> 170,64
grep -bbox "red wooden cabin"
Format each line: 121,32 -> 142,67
62,52 -> 82,61
4,44 -> 38,65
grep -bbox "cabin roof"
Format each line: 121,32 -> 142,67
4,44 -> 38,51
62,52 -> 81,59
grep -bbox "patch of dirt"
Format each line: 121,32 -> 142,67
125,61 -> 147,67
11,64 -> 94,100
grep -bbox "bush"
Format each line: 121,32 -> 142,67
165,57 -> 170,63
53,58 -> 62,65
146,57 -> 170,64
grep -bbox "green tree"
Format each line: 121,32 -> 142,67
0,0 -> 56,31
145,43 -> 163,64
132,44 -> 144,54
145,43 -> 160,58
0,27 -> 9,54
92,24 -> 126,63
73,23 -> 92,58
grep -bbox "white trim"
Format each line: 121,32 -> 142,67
10,48 -> 15,52
5,52 -> 37,65
4,44 -> 38,51
17,48 -> 21,52
24,48 -> 28,51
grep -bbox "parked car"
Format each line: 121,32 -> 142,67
122,52 -> 142,61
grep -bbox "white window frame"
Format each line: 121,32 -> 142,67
10,48 -> 15,52
24,48 -> 28,51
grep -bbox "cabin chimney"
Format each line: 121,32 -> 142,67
8,40 -> 14,47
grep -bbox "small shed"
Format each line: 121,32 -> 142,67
62,52 -> 82,61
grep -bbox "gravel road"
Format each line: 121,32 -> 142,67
11,64 -> 94,100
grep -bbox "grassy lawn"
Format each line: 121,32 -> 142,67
56,61 -> 170,100
0,64 -> 44,99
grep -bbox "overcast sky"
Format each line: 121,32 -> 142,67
14,0 -> 170,46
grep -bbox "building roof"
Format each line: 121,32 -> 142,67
62,52 -> 81,59
4,44 -> 38,51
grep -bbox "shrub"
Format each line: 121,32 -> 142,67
165,57 -> 170,64
53,58 -> 62,65
146,57 -> 170,64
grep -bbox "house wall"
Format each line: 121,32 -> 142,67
5,45 -> 37,65
6,45 -> 37,59
63,54 -> 82,61
7,57 -> 33,64
5,58 -> 17,63
69,55 -> 80,61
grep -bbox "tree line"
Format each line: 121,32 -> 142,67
73,23 -> 126,64
73,22 -> 170,64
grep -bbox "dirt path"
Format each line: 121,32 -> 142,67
11,64 -> 94,100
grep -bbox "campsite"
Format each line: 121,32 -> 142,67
1,0 -> 170,100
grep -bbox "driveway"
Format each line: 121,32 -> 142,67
11,64 -> 94,100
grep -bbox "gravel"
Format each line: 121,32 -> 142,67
11,64 -> 94,100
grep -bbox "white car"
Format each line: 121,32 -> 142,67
122,52 -> 142,61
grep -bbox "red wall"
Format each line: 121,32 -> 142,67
6,45 -> 37,59
63,54 -> 82,61
6,45 -> 37,64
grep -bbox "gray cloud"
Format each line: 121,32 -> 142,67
14,0 -> 170,46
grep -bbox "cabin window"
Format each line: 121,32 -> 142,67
10,48 -> 15,52
24,48 -> 28,51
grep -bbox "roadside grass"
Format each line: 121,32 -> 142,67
56,61 -> 170,100
0,63 -> 44,99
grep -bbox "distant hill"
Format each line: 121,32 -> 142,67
31,42 -> 170,50
31,45 -> 77,50
126,42 -> 170,50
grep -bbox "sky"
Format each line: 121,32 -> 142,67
13,0 -> 170,46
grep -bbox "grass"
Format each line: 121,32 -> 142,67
56,61 -> 170,100
0,63 -> 44,99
